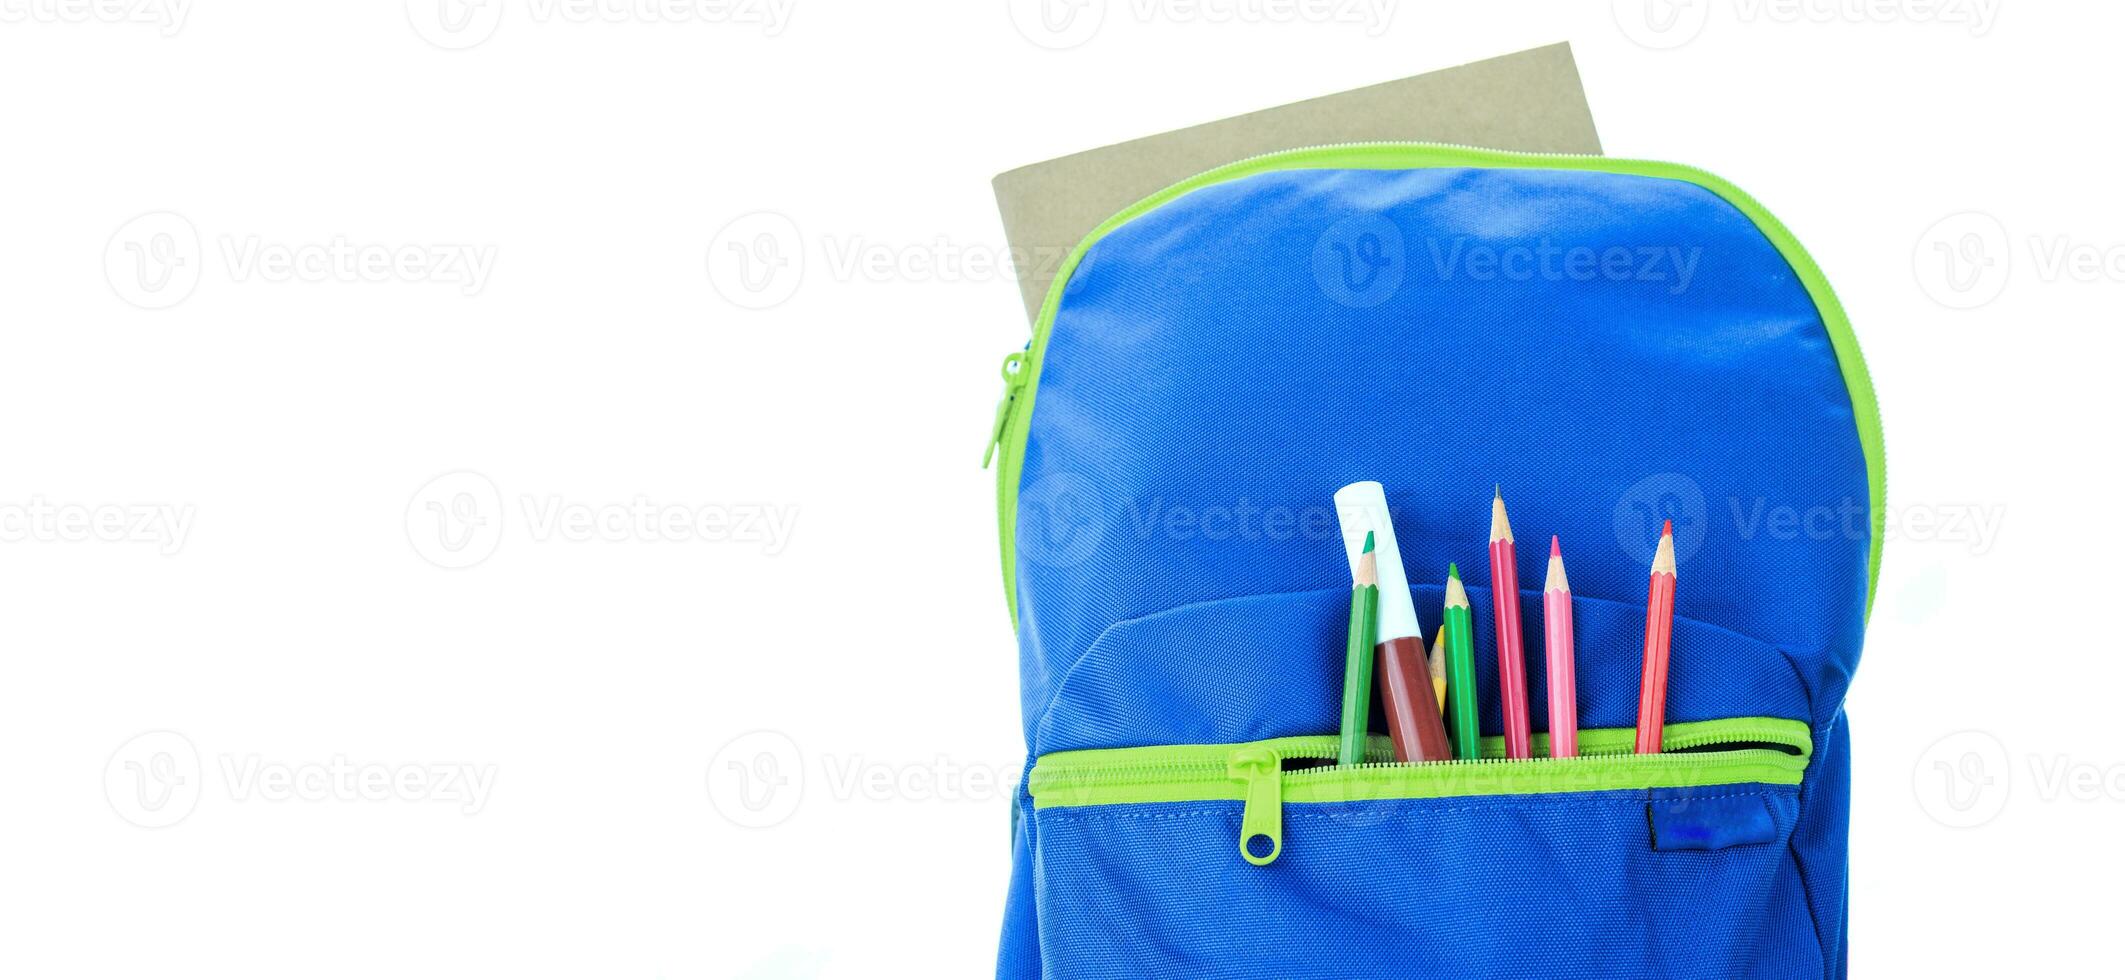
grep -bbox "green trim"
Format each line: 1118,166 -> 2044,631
1029,717 -> 1810,810
995,143 -> 1885,625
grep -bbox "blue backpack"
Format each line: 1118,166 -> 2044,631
987,144 -> 1879,979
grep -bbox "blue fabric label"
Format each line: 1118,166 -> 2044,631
1649,788 -> 1780,850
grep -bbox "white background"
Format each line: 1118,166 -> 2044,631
0,1 -> 2110,977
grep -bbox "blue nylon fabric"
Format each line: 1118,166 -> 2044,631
998,167 -> 1867,978
1032,786 -> 1812,979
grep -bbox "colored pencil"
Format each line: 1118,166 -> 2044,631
1333,482 -> 1452,762
1543,536 -> 1578,759
1428,627 -> 1447,714
1339,533 -> 1380,765
1442,565 -> 1482,760
1489,489 -> 1532,759
1634,521 -> 1678,754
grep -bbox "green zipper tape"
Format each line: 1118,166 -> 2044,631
1030,717 -> 1811,809
990,143 -> 1884,626
1030,718 -> 1812,866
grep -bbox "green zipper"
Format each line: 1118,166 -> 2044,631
1028,717 -> 1811,867
986,142 -> 1884,623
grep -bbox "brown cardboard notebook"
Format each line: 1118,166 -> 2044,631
993,43 -> 1602,322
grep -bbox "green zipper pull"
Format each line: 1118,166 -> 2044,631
983,351 -> 1030,469
1228,746 -> 1283,866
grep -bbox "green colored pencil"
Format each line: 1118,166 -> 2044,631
1443,564 -> 1482,760
1339,532 -> 1380,765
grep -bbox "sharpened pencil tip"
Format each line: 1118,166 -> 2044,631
1661,519 -> 1673,537
1448,562 -> 1459,580
1550,535 -> 1561,557
1362,530 -> 1374,554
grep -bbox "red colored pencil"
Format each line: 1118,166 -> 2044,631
1487,488 -> 1538,756
1543,536 -> 1578,758
1490,488 -> 1532,759
1634,521 -> 1678,754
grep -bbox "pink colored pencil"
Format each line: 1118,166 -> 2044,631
1635,521 -> 1678,754
1489,488 -> 1532,759
1543,536 -> 1578,758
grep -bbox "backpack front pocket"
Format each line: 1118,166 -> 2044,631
1025,718 -> 1818,979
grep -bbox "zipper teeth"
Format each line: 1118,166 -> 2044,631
1035,745 -> 1794,782
1031,725 -> 1810,787
1287,745 -> 1796,780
